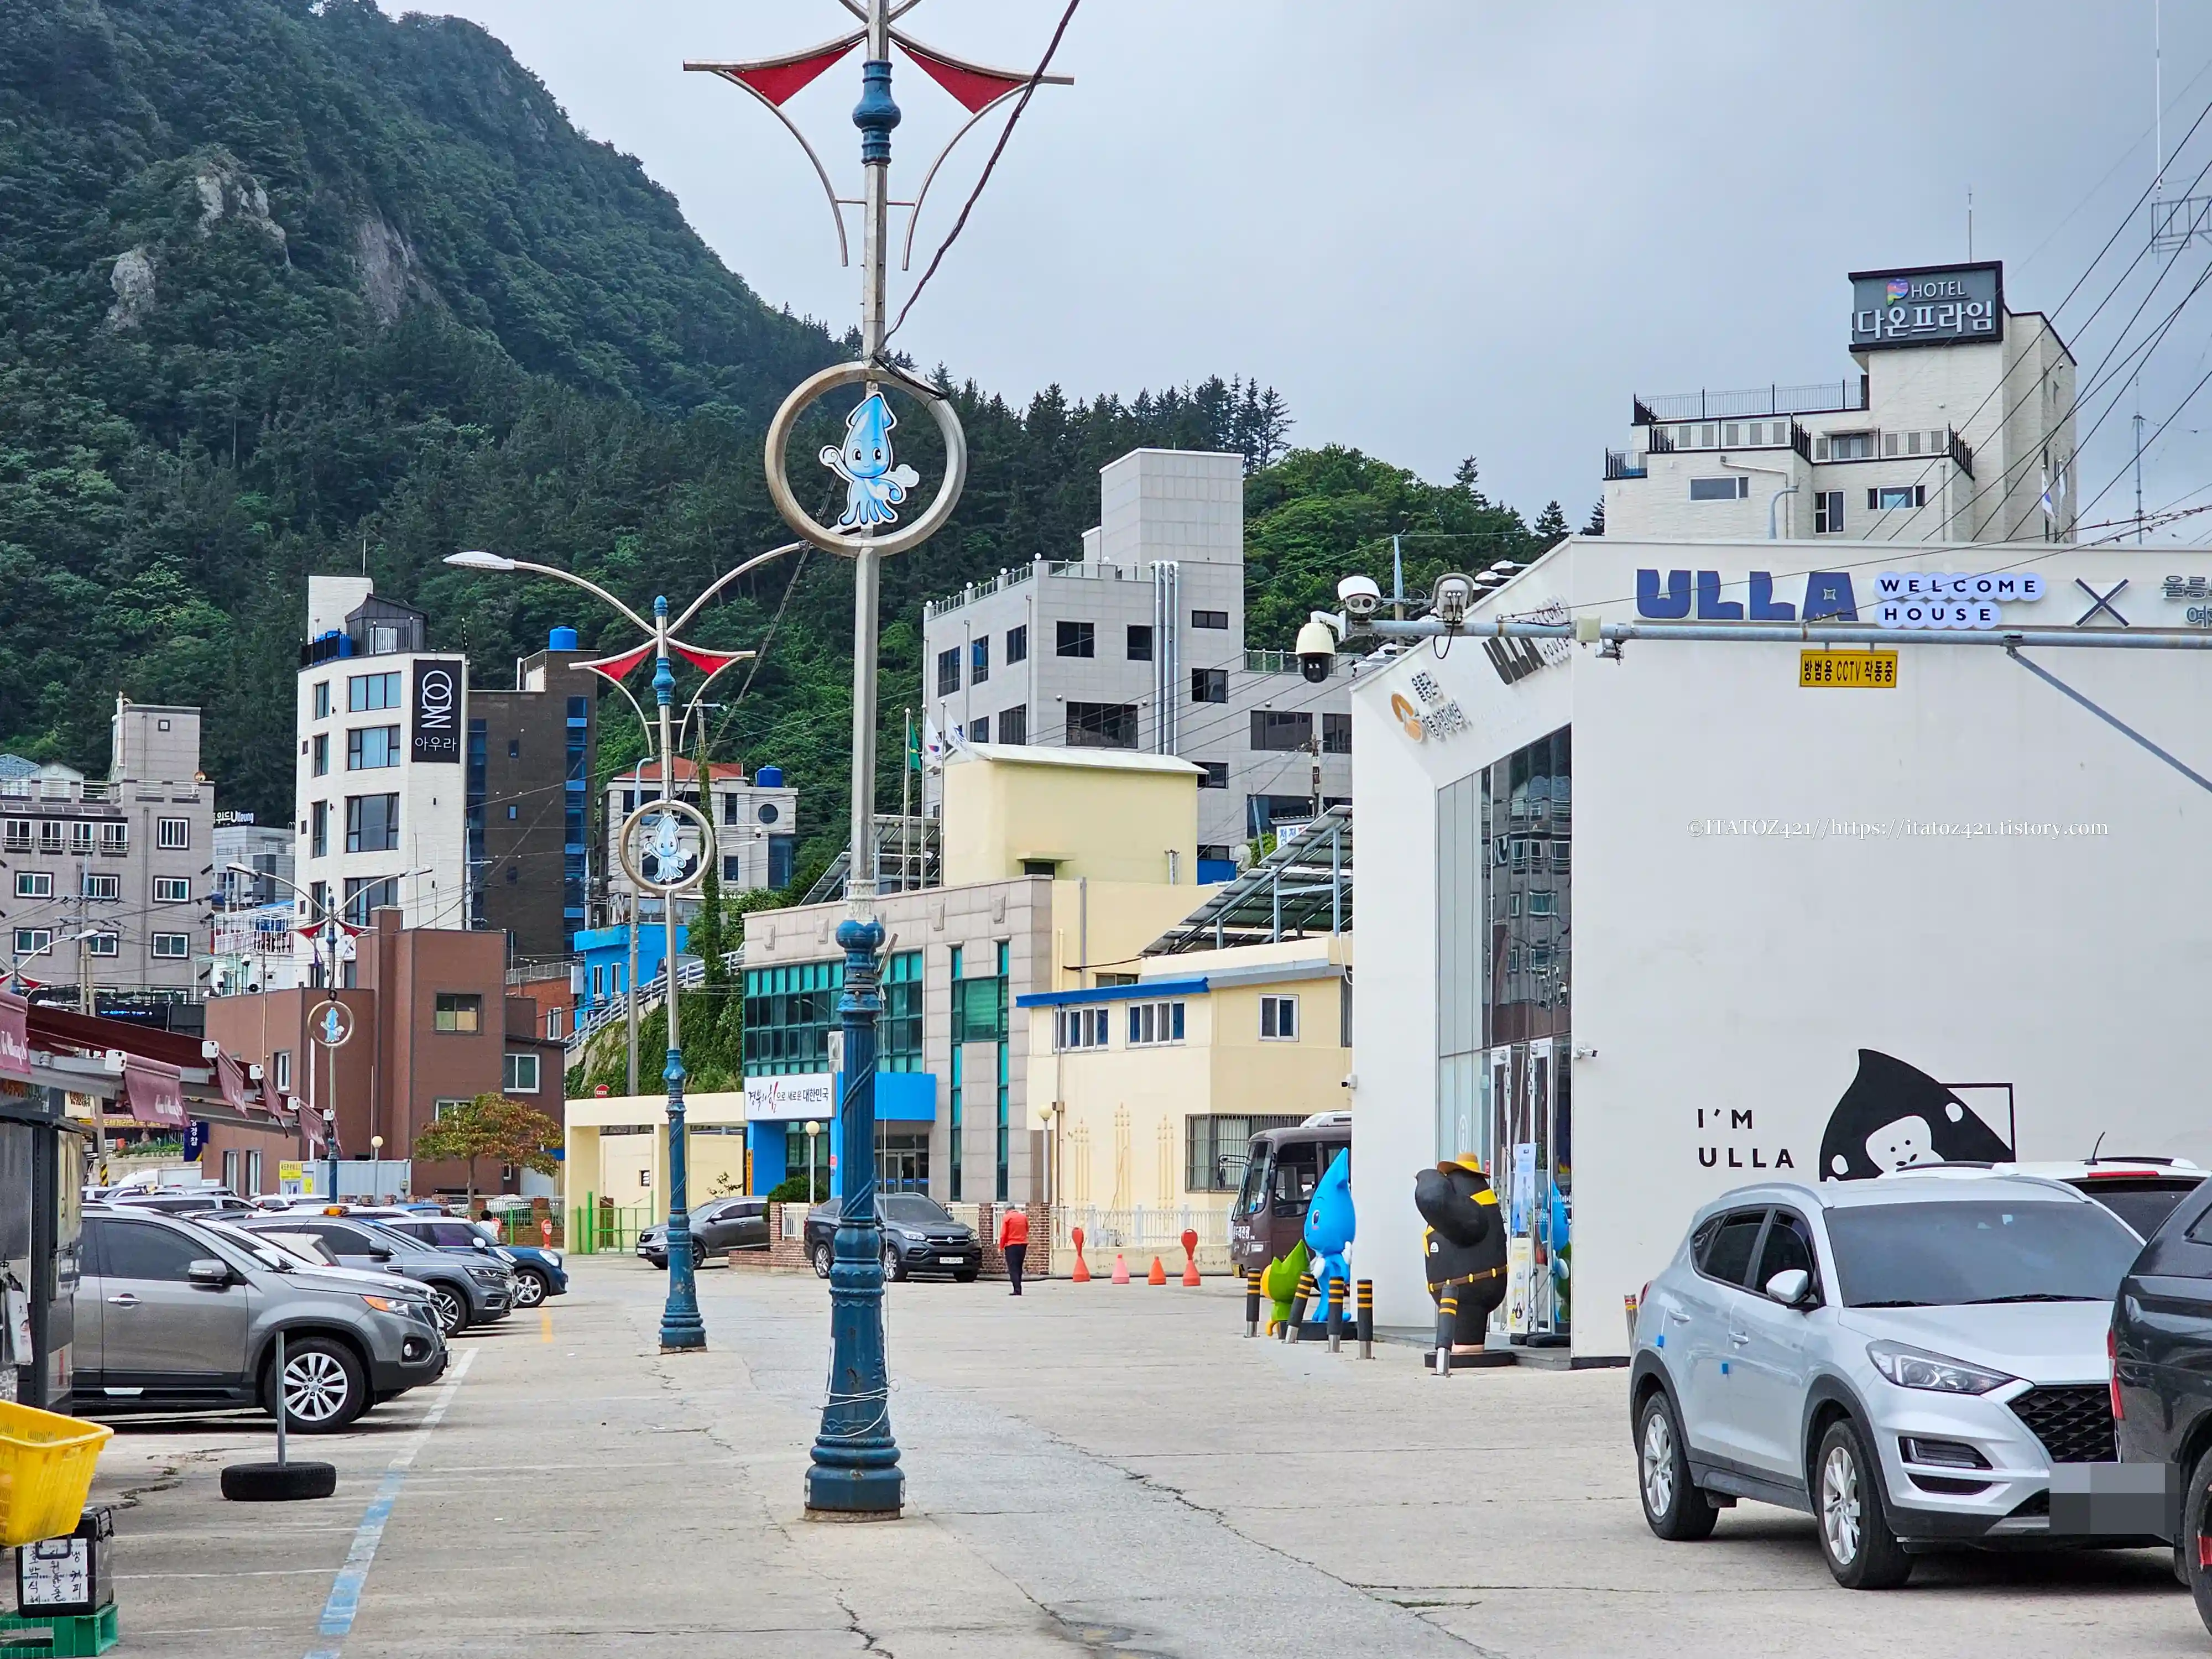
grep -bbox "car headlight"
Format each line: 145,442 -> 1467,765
467,1265 -> 505,1285
546,1251 -> 563,1269
362,1293 -> 429,1323
1867,1340 -> 2016,1395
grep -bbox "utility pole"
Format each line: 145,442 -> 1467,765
625,887 -> 639,1095
2134,380 -> 2147,543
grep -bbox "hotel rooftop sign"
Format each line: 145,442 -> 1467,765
1850,261 -> 2002,351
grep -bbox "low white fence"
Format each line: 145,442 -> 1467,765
1051,1205 -> 1233,1275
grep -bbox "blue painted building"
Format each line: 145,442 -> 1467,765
574,919 -> 687,1013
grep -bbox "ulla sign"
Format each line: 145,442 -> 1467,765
1637,568 -> 2046,630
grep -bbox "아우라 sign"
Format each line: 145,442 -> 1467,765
411,659 -> 462,763
1850,262 -> 2003,351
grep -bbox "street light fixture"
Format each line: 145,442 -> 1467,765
441,546 -> 794,1353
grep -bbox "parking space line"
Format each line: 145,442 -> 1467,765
302,1349 -> 476,1659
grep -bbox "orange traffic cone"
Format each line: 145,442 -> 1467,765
1146,1256 -> 1167,1286
1071,1227 -> 1091,1283
1111,1253 -> 1131,1285
1180,1228 -> 1201,1286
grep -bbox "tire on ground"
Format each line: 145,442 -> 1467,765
1635,1389 -> 1718,1542
220,1459 -> 338,1501
1813,1416 -> 1913,1589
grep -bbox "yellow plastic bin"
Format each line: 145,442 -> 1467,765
0,1401 -> 113,1548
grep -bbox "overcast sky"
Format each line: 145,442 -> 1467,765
404,1 -> 2212,540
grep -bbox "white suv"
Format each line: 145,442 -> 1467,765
1630,1176 -> 2145,1588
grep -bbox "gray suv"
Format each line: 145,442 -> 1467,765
236,1213 -> 514,1335
77,1207 -> 446,1432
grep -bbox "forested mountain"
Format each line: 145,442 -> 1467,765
0,0 -> 1565,874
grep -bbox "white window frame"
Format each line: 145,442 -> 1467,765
433,1097 -> 469,1120
13,872 -> 51,899
503,1052 -> 542,1094
1260,994 -> 1300,1041
153,877 -> 191,903
97,822 -> 126,853
2,819 -> 30,851
86,933 -> 119,958
1055,1006 -> 1110,1051
1125,1000 -> 1187,1047
151,931 -> 191,959
158,816 -> 190,851
273,1050 -> 292,1093
82,873 -> 119,901
12,928 -> 52,955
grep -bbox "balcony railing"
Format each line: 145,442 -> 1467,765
921,561 -> 1036,622
1603,448 -> 1646,481
1633,379 -> 1869,425
0,778 -> 111,802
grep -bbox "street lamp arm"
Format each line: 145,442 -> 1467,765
228,863 -> 431,922
445,552 -> 654,635
668,544 -> 801,636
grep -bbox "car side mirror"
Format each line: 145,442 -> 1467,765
368,1248 -> 393,1262
1764,1267 -> 1813,1308
186,1259 -> 233,1287
472,1237 -> 489,1249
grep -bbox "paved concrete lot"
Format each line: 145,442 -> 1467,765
83,1256 -> 2202,1657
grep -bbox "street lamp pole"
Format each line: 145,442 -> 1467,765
442,551 -> 782,1354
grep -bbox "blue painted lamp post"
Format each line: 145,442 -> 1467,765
445,547 -> 790,1352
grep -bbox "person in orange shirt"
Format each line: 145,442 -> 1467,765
998,1205 -> 1030,1296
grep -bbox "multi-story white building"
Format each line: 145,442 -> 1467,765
921,449 -> 1357,878
1604,260 -> 2077,546
293,577 -> 467,979
0,700 -> 213,1000
602,758 -> 799,921
209,815 -> 298,995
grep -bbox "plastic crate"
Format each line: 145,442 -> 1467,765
0,1603 -> 120,1656
0,1404 -> 112,1550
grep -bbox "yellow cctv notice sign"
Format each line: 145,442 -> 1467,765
1799,649 -> 1898,690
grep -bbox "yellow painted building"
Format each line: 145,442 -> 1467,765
941,743 -> 1198,887
562,1091 -> 748,1222
1022,935 -> 1353,1219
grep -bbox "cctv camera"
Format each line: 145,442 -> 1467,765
1431,572 -> 1478,628
1296,619 -> 1338,682
1336,574 -> 1382,619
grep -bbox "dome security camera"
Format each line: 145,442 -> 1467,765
1296,619 -> 1339,682
1336,574 -> 1382,619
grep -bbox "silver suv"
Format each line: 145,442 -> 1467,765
1630,1176 -> 2143,1588
76,1206 -> 447,1432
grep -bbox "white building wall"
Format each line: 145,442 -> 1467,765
1354,534 -> 2212,1359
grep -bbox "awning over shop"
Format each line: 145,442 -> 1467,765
0,991 -> 29,1085
121,1055 -> 185,1128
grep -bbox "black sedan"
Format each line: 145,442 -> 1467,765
806,1194 -> 978,1282
638,1196 -> 770,1268
2112,1173 -> 2212,1635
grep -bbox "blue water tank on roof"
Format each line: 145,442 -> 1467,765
755,765 -> 784,787
549,626 -> 580,651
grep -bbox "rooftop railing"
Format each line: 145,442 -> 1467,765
922,561 -> 1036,622
1633,379 -> 1869,424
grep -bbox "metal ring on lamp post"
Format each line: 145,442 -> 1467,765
309,1001 -> 355,1048
764,360 -> 968,557
617,798 -> 718,898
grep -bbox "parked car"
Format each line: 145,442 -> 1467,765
235,1213 -> 513,1335
75,1206 -> 445,1432
1890,1157 -> 2207,1241
805,1194 -> 979,1282
638,1197 -> 771,1270
2112,1172 -> 2212,1636
1630,1175 -> 2146,1589
108,1190 -> 258,1218
369,1213 -> 569,1308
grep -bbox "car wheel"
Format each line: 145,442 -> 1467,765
264,1335 -> 368,1433
427,1285 -> 467,1336
1814,1418 -> 1913,1589
1635,1390 -> 1718,1542
512,1269 -> 549,1308
812,1240 -> 833,1279
882,1243 -> 907,1283
2184,1446 -> 2212,1635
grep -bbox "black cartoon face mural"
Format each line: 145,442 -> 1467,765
1819,1049 -> 2015,1181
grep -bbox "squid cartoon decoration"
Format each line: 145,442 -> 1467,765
820,391 -> 921,531
1303,1148 -> 1355,1322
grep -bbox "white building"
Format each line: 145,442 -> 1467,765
293,577 -> 467,975
602,758 -> 800,920
921,449 -> 1357,876
1605,262 -> 2077,546
210,814 -> 300,995
1352,534 -> 2212,1362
